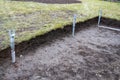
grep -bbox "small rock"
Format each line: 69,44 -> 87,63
20,55 -> 23,58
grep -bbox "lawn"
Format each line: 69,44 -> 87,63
0,0 -> 120,50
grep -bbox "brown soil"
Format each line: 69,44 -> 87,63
104,0 -> 120,2
0,18 -> 120,80
12,0 -> 81,4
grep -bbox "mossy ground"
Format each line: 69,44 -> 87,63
0,0 -> 120,50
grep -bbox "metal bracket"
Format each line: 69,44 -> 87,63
98,9 -> 102,27
72,14 -> 77,37
9,30 -> 16,63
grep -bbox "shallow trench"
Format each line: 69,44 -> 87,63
0,17 -> 120,80
12,0 -> 82,4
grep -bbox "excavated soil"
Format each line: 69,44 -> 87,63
0,18 -> 120,80
12,0 -> 81,4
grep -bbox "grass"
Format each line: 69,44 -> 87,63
0,0 -> 120,50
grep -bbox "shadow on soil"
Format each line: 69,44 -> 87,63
12,0 -> 82,4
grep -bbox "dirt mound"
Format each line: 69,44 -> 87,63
12,0 -> 81,4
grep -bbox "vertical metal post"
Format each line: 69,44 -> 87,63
9,30 -> 16,63
72,14 -> 77,37
98,9 -> 102,27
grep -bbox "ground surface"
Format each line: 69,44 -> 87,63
0,24 -> 120,80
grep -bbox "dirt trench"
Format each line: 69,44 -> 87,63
0,18 -> 120,80
12,0 -> 82,4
